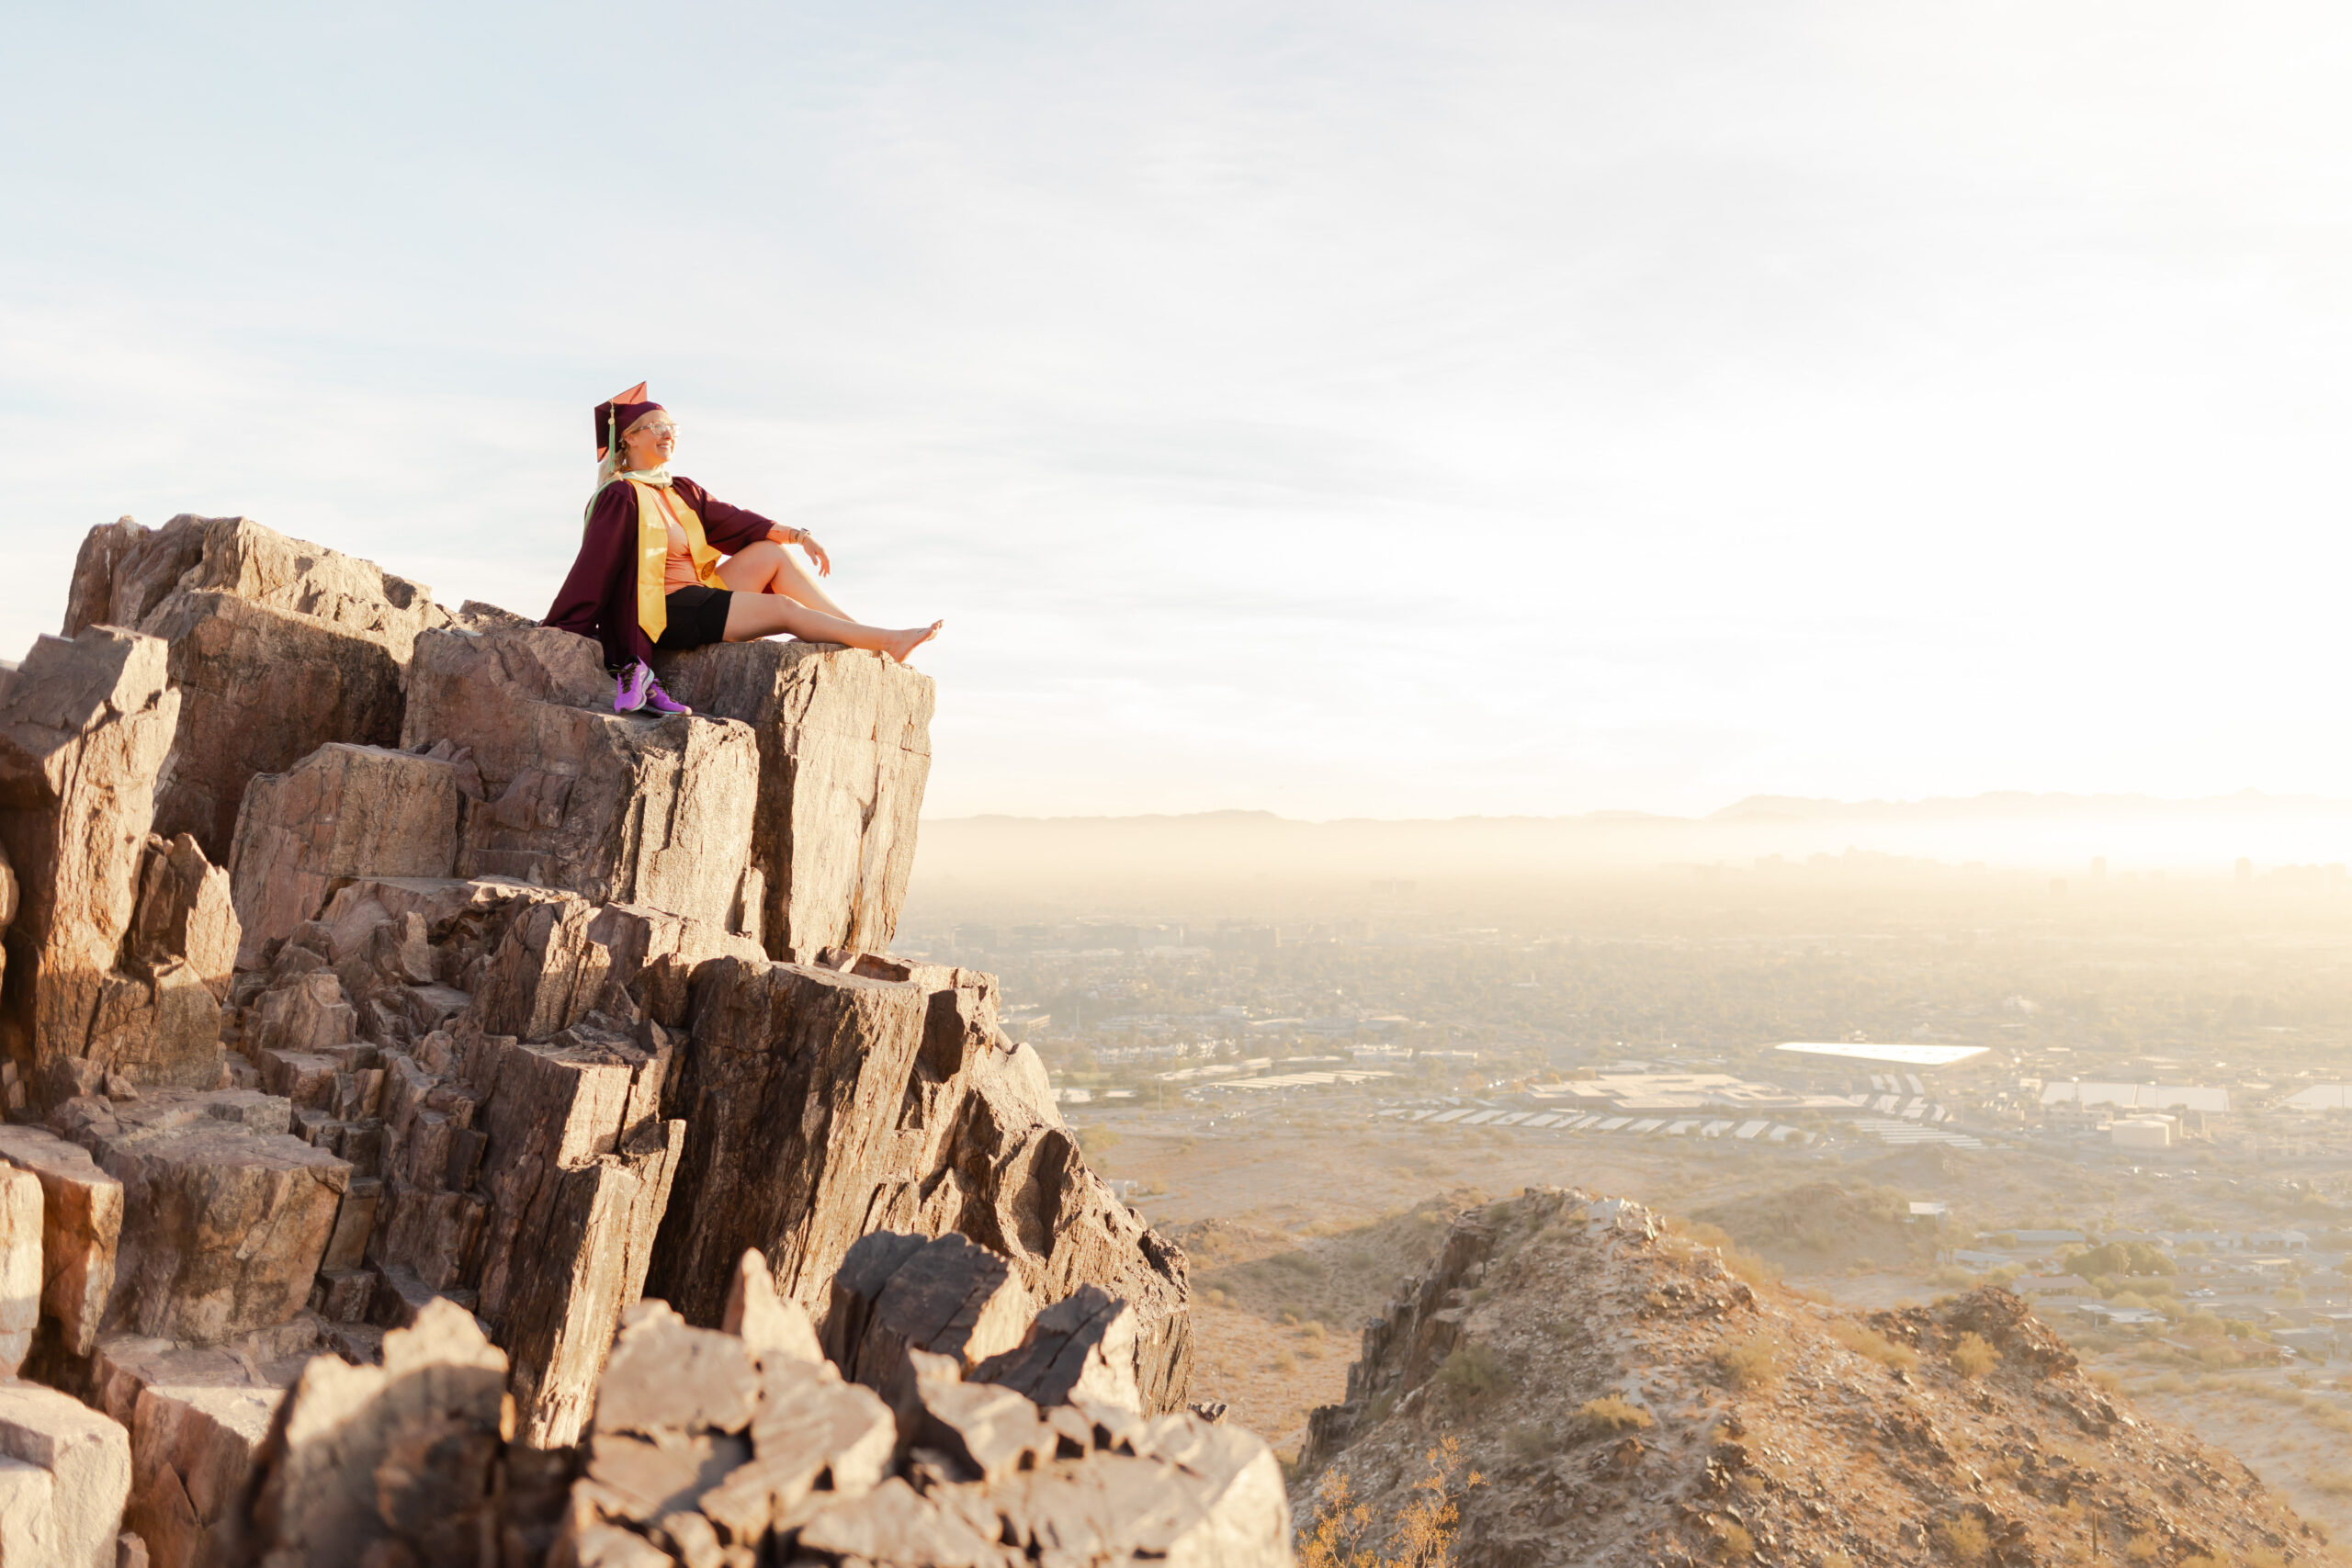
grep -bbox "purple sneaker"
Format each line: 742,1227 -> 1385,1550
614,660 -> 655,713
644,674 -> 692,716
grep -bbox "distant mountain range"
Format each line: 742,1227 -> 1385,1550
937,788 -> 2352,830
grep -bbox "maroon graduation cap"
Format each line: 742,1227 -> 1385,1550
594,382 -> 666,460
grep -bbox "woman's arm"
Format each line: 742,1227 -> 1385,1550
687,481 -> 831,576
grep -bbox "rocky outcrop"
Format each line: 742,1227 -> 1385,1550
651,640 -> 933,961
402,626 -> 765,938
1298,1190 -> 2329,1568
240,1247 -> 1286,1568
0,515 -> 1206,1565
646,956 -> 1193,1413
64,515 -> 452,863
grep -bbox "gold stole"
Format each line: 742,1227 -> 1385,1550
628,480 -> 726,641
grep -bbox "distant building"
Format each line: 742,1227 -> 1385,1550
2111,1117 -> 2173,1150
2247,1231 -> 2311,1252
2042,1081 -> 2228,1113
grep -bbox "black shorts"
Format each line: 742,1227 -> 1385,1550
653,585 -> 732,651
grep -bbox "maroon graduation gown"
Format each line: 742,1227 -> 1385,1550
542,477 -> 781,671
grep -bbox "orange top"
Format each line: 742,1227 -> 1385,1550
662,514 -> 703,588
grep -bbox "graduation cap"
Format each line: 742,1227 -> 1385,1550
594,382 -> 666,459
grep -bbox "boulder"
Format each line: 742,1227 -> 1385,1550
591,1302 -> 761,1438
124,837 -> 237,1004
0,1379 -> 132,1568
88,1322 -> 323,1568
643,961 -> 930,1328
650,640 -> 934,962
0,628 -> 178,1077
64,515 -> 453,863
971,1285 -> 1143,1412
464,1032 -> 684,1448
0,1172 -> 40,1379
823,1232 -> 1034,1409
54,1091 -> 351,1346
226,744 -> 459,966
94,836 -> 240,1092
401,626 -> 763,935
0,1125 -> 122,1359
648,959 -> 1193,1413
720,1249 -> 823,1366
244,1300 -> 512,1568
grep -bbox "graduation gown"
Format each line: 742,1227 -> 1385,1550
542,476 -> 781,671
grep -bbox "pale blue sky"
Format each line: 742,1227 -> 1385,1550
10,3 -> 2352,818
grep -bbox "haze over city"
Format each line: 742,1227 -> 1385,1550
15,3 -> 2352,823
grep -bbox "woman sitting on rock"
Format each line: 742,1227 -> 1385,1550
544,383 -> 942,715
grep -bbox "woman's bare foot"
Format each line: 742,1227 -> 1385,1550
880,621 -> 943,664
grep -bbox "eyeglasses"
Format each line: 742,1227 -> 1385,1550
631,421 -> 679,439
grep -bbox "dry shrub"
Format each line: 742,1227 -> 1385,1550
1436,1343 -> 1507,1400
1714,1522 -> 1756,1560
2122,1533 -> 2161,1563
1829,1318 -> 1917,1371
1712,1332 -> 1787,1392
1932,1515 -> 1990,1564
1950,1331 -> 2001,1379
1301,1438 -> 1485,1568
1575,1395 -> 1654,1435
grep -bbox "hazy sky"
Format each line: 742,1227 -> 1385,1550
11,4 -> 2352,818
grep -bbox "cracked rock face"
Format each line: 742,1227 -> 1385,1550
240,1247 -> 1283,1568
0,516 -> 1208,1568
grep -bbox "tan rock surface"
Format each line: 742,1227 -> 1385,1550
0,627 -> 181,1081
0,1125 -> 123,1359
65,516 -> 451,863
650,959 -> 1193,1412
55,1091 -> 350,1346
0,1173 -> 40,1380
401,626 -> 763,933
245,1299 -> 511,1568
0,1379 -> 132,1568
650,639 -> 934,961
89,1324 -> 322,1568
226,744 -> 459,966
125,837 -> 237,1004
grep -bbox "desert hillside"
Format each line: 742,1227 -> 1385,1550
1295,1188 -> 2335,1568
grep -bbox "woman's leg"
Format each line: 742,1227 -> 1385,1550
721,592 -> 941,664
715,540 -> 852,620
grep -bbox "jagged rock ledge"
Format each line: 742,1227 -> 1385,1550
0,514 -> 1216,1568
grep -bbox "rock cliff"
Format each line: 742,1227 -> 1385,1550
0,513 -> 1229,1568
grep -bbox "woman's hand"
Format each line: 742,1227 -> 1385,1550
797,530 -> 832,576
